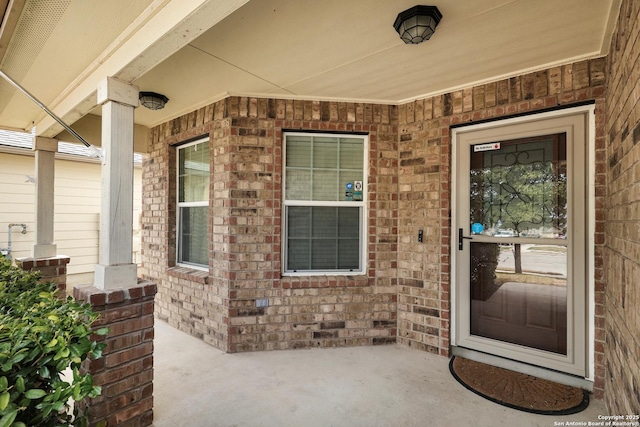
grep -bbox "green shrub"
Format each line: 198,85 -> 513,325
0,255 -> 107,427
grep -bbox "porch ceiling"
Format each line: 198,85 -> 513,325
0,0 -> 620,147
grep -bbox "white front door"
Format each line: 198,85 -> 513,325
452,107 -> 592,377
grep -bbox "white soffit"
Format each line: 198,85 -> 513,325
0,0 -> 621,133
0,0 -> 155,131
34,0 -> 249,138
132,0 -> 620,128
0,0 -> 249,136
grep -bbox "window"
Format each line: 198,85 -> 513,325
177,138 -> 210,268
283,133 -> 367,274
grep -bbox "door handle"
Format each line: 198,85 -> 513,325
458,228 -> 472,250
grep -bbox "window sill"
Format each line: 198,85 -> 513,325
167,266 -> 209,284
281,270 -> 365,277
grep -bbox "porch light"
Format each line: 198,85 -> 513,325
393,5 -> 442,44
139,92 -> 169,110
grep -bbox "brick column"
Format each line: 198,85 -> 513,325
15,255 -> 70,295
73,282 -> 156,427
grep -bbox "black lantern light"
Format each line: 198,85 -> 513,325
393,5 -> 442,44
139,92 -> 169,110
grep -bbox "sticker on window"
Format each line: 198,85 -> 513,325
473,142 -> 501,152
345,182 -> 353,201
354,181 -> 363,201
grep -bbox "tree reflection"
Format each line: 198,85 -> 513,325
469,136 -> 567,275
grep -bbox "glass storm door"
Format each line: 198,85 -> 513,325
453,111 -> 589,377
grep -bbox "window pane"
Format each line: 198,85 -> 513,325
286,136 -> 312,168
312,207 -> 337,237
288,239 -> 310,271
313,137 -> 339,168
179,141 -> 210,203
311,239 -> 338,269
285,135 -> 364,202
338,207 -> 360,238
470,135 -> 567,239
285,169 -> 312,200
470,242 -> 567,354
179,206 -> 208,266
337,207 -> 360,269
337,238 -> 360,269
181,174 -> 209,203
286,206 -> 360,271
288,206 -> 311,238
287,207 -> 311,271
313,170 -> 338,201
339,138 -> 364,169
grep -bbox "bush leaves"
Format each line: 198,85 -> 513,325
0,392 -> 9,411
0,255 -> 107,426
24,389 -> 47,400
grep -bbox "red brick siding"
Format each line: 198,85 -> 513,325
74,283 -> 157,427
141,63 -> 607,396
141,98 -> 398,352
604,0 -> 640,413
396,58 -> 607,395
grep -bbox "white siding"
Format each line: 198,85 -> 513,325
0,151 -> 142,285
0,154 -> 36,257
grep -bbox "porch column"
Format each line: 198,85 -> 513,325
32,136 -> 57,258
74,78 -> 155,426
16,136 -> 69,294
94,77 -> 139,289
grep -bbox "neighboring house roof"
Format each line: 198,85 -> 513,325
0,129 -> 143,164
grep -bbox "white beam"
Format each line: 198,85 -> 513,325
34,0 -> 249,138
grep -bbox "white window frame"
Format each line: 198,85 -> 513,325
176,137 -> 210,270
282,132 -> 368,276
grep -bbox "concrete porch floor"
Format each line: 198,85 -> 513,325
152,320 -> 607,427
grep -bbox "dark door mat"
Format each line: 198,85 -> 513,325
449,356 -> 589,415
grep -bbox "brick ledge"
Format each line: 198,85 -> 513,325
278,275 -> 369,289
73,281 -> 157,306
15,255 -> 70,269
167,266 -> 209,284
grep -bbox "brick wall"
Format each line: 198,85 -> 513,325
15,255 -> 70,295
395,58 -> 607,396
141,98 -> 398,352
603,0 -> 640,413
141,63 -> 608,395
74,283 -> 156,427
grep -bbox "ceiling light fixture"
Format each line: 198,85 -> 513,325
393,5 -> 442,44
139,92 -> 169,110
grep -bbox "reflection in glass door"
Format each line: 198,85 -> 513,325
469,135 -> 568,355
